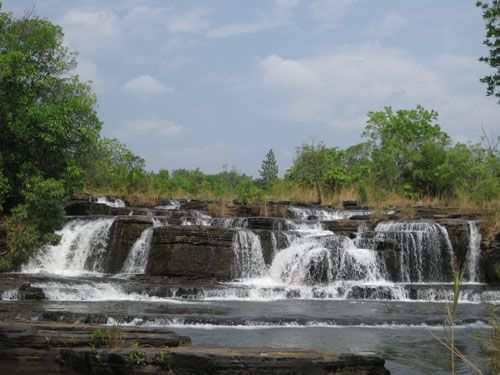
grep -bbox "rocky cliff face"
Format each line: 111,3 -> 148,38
104,216 -> 153,273
146,226 -> 236,280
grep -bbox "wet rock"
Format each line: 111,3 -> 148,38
347,286 -> 393,300
322,220 -> 373,238
17,283 -> 45,300
58,346 -> 389,375
147,226 -> 236,280
436,218 -> 469,269
104,216 -> 153,273
0,321 -> 390,375
483,232 -> 500,283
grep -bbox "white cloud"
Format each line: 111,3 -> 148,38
369,11 -> 408,39
75,58 -> 104,94
125,120 -> 183,136
310,0 -> 356,29
168,8 -> 211,33
122,75 -> 172,96
61,9 -> 121,54
257,45 -> 500,138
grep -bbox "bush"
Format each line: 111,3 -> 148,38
21,176 -> 66,233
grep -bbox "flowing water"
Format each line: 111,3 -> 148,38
96,196 -> 126,208
9,211 -> 499,374
466,220 -> 482,283
22,218 -> 115,276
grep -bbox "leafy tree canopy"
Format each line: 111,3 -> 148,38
477,1 -> 500,102
259,149 -> 279,187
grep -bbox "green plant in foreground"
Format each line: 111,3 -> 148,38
128,342 -> 146,366
430,271 -> 483,374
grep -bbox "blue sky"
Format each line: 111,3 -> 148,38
5,0 -> 500,175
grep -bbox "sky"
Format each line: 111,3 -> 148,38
5,0 -> 500,175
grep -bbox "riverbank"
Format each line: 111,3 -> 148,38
1,196 -> 499,373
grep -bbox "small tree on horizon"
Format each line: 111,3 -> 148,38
259,149 -> 279,187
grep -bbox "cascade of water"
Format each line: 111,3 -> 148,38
96,197 -> 126,208
210,217 -> 248,228
465,221 -> 482,283
121,218 -> 163,274
269,234 -> 386,286
288,206 -> 370,221
181,210 -> 212,226
155,200 -> 181,210
374,221 -> 455,282
232,230 -> 266,279
22,218 -> 115,276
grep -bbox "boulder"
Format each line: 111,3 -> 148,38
146,226 -> 235,280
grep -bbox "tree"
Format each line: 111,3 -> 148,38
477,1 -> 500,102
259,149 -> 279,187
0,5 -> 102,210
286,143 -> 345,204
363,106 -> 450,196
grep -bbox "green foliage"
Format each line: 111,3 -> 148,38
477,1 -> 500,102
0,168 -> 8,212
0,7 -> 101,211
286,143 -> 352,203
21,176 -> 66,233
90,328 -> 108,349
363,106 -> 452,197
90,327 -> 123,350
128,342 -> 146,366
259,149 -> 279,187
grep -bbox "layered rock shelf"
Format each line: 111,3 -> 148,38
0,322 -> 389,374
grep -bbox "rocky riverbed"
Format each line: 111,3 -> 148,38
1,197 -> 499,373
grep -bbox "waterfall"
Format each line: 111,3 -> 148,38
210,217 -> 248,228
465,221 -> 482,283
232,230 -> 266,279
374,221 -> 455,282
122,218 -> 163,274
96,197 -> 126,208
181,210 -> 212,226
155,200 -> 181,210
288,206 -> 370,221
269,234 -> 386,285
22,218 -> 115,276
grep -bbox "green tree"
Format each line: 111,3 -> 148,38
0,5 -> 102,210
477,1 -> 500,102
259,149 -> 279,187
287,143 -> 346,204
363,106 -> 450,196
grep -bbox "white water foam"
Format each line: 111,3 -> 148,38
155,200 -> 181,210
465,221 -> 482,283
374,221 -> 455,283
32,281 -> 188,303
232,230 -> 266,279
106,317 -> 491,330
97,197 -> 126,208
22,218 -> 115,276
121,218 -> 162,274
288,206 -> 370,221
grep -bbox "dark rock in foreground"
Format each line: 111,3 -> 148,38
0,321 -> 389,374
61,346 -> 389,375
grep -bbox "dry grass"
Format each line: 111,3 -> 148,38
84,184 -> 500,215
